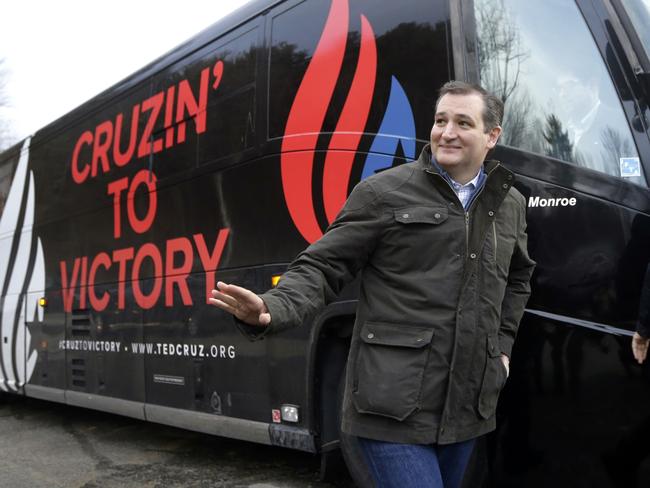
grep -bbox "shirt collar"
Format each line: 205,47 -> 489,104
456,168 -> 483,189
429,155 -> 485,189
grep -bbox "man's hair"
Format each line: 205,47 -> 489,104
436,81 -> 504,132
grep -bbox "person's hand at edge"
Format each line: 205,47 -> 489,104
632,332 -> 649,364
501,354 -> 510,377
209,281 -> 271,326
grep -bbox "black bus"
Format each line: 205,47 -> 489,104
1,0 -> 649,486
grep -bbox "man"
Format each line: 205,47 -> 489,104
632,264 -> 650,364
209,81 -> 535,488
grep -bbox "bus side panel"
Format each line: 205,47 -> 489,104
488,153 -> 650,487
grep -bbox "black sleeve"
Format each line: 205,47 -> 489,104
238,178 -> 384,340
498,194 -> 536,357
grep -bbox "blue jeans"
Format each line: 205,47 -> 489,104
358,437 -> 476,488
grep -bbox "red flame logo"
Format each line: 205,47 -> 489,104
281,0 -> 377,243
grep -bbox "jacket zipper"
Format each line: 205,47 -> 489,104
426,168 -> 480,257
465,212 -> 470,255
464,183 -> 487,257
425,165 -> 498,259
492,220 -> 497,261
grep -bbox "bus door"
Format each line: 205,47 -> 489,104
458,0 -> 650,486
51,70 -> 161,416
140,14 -> 268,422
58,152 -> 149,416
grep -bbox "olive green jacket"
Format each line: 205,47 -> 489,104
257,146 -> 535,444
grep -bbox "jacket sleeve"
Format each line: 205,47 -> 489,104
498,195 -> 536,357
239,179 -> 385,340
636,264 -> 650,338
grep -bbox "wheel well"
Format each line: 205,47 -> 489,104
314,316 -> 354,450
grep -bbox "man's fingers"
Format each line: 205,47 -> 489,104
259,313 -> 271,326
500,355 -> 510,377
632,342 -> 641,363
632,333 -> 649,364
217,281 -> 269,313
217,281 -> 259,303
211,290 -> 240,310
634,347 -> 647,364
208,297 -> 237,315
212,282 -> 259,311
210,282 -> 269,326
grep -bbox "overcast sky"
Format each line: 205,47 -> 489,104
0,0 -> 251,143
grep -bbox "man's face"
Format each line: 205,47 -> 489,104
430,93 -> 501,180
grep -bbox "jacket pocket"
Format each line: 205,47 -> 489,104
477,334 -> 508,419
353,322 -> 434,421
394,206 -> 448,225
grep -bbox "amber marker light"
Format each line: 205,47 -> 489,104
271,275 -> 282,287
38,297 -> 47,307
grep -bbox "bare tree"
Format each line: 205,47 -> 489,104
599,125 -> 646,183
601,126 -> 633,164
476,0 -> 529,105
0,58 -> 16,152
475,0 -> 546,151
500,88 -> 538,148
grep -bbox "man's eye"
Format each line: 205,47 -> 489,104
435,119 -> 446,126
459,121 -> 470,127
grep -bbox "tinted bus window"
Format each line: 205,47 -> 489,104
266,0 -> 450,244
268,0 -> 451,145
150,26 -> 259,177
475,0 -> 646,187
197,27 -> 258,166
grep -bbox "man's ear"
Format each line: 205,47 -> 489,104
487,126 -> 502,149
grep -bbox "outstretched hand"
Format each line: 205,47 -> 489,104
632,332 -> 649,364
209,281 -> 271,326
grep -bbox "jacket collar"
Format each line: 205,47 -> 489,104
417,144 -> 513,185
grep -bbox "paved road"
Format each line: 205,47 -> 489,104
0,394 -> 354,488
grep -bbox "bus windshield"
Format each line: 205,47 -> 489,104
620,0 -> 650,61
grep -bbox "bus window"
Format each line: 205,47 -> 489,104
267,0 -> 332,141
151,25 -> 259,176
198,26 -> 258,165
267,0 -> 451,145
474,0 -> 646,187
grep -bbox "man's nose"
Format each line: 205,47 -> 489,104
441,122 -> 457,138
